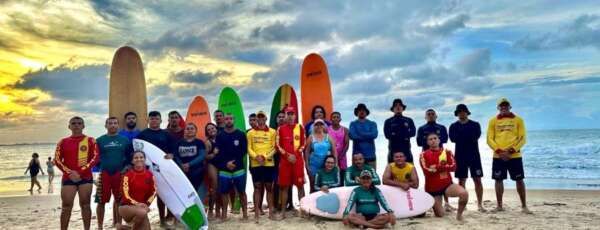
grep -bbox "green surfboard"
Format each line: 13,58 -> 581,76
270,84 -> 299,128
217,87 -> 246,211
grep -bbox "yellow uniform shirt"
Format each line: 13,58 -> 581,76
247,128 -> 277,167
487,114 -> 526,159
389,162 -> 414,183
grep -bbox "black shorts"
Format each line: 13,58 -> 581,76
250,166 -> 275,183
427,183 -> 452,197
492,158 -> 525,181
62,179 -> 93,186
362,213 -> 378,221
455,153 -> 484,179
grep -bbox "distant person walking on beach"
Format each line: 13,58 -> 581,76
54,116 -> 99,230
46,156 -> 55,193
487,98 -> 532,214
24,152 -> 44,193
450,104 -> 486,212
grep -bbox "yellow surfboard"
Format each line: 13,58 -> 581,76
109,46 -> 148,129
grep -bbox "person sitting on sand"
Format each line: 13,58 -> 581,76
420,133 -> 468,221
118,150 -> 156,230
314,155 -> 342,193
343,170 -> 395,229
382,151 -> 418,190
345,153 -> 380,186
487,98 -> 531,214
24,152 -> 44,193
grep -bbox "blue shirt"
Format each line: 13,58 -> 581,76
349,119 -> 378,160
118,129 -> 141,142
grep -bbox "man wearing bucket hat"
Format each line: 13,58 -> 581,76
349,103 -> 379,169
449,104 -> 486,212
487,98 -> 531,214
384,99 -> 416,163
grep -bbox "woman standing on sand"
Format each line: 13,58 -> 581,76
24,152 -> 44,193
118,150 -> 156,230
46,157 -> 55,193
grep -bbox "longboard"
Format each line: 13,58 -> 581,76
269,84 -> 298,128
217,87 -> 246,211
133,139 -> 208,230
109,46 -> 148,130
300,185 -> 434,220
186,96 -> 211,140
300,53 -> 333,125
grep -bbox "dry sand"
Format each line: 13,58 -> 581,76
1,189 -> 598,230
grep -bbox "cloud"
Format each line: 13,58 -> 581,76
457,48 -> 491,76
13,64 -> 110,100
514,14 -> 600,50
171,70 -> 231,85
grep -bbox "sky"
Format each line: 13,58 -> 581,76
1,0 -> 600,144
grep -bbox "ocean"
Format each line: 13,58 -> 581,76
1,129 -> 598,197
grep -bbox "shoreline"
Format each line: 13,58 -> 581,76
1,189 -> 598,229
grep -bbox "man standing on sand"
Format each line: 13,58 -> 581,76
384,99 -> 416,163
54,117 -> 99,230
95,117 -> 130,229
487,98 -> 531,214
349,104 -> 379,170
276,106 -> 306,219
135,111 -> 175,227
450,104 -> 486,212
215,114 -> 249,221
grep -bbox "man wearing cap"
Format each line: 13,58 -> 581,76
349,103 -> 379,169
343,170 -> 395,228
417,109 -> 448,152
384,99 -> 416,163
449,104 -> 486,212
487,98 -> 531,214
247,111 -> 277,222
276,106 -> 306,219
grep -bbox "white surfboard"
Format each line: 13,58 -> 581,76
300,185 -> 434,219
133,139 -> 208,230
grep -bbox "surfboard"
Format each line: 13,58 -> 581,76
299,185 -> 434,219
269,84 -> 299,128
300,53 -> 333,125
132,139 -> 208,230
186,96 -> 211,140
217,87 -> 246,211
109,46 -> 148,130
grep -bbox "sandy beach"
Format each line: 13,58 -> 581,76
1,189 -> 598,230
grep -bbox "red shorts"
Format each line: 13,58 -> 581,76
98,171 -> 122,203
277,154 -> 305,187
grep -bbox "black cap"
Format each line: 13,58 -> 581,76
390,98 -> 407,111
454,104 -> 471,116
354,103 -> 370,116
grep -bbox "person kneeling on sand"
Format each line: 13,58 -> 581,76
420,133 -> 468,221
382,151 -> 419,191
342,170 -> 395,229
118,151 -> 156,230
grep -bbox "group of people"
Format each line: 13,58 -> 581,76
24,153 -> 56,194
51,97 -> 530,230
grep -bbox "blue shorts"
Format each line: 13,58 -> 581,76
218,170 -> 246,194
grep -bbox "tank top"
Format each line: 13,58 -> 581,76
327,126 -> 347,169
389,162 -> 414,183
47,161 -> 55,172
308,134 -> 331,175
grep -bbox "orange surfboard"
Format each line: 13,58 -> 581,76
300,53 -> 333,125
109,46 -> 148,130
185,96 -> 212,140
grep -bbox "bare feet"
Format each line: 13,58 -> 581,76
478,205 -> 487,212
456,213 -> 464,222
521,207 -> 533,214
445,203 -> 456,212
493,206 -> 505,212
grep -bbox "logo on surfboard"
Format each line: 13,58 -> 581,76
306,70 -> 322,77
